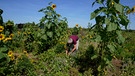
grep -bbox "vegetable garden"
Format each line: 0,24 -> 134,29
0,0 -> 135,76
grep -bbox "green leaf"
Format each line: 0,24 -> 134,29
37,32 -> 41,37
47,23 -> 51,29
47,32 -> 53,38
57,32 -> 60,37
97,65 -> 101,71
40,29 -> 45,34
91,55 -> 98,60
37,41 -> 42,45
90,7 -> 106,20
107,44 -> 116,53
107,22 -> 117,31
119,15 -> 129,29
97,0 -> 104,4
90,12 -> 96,20
105,18 -> 110,25
95,35 -> 102,42
0,47 -> 8,53
0,53 -> 5,59
47,12 -> 52,16
92,1 -> 96,7
116,30 -> 125,43
41,34 -> 47,40
114,3 -> 123,14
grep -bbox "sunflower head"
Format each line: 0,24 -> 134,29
17,31 -> 20,35
0,34 -> 5,40
51,4 -> 56,9
0,26 -> 4,32
57,14 -> 61,17
23,50 -> 28,56
10,56 -> 15,61
112,2 -> 114,5
76,24 -> 79,27
9,33 -> 14,38
8,50 -> 13,57
6,37 -> 12,40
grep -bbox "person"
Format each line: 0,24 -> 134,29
66,34 -> 79,56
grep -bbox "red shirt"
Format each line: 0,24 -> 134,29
70,35 -> 79,44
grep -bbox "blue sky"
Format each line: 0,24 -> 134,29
0,0 -> 135,29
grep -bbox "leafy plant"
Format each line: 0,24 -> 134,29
90,0 -> 130,75
33,2 -> 68,52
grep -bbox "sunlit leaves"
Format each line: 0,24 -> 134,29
107,44 -> 116,53
107,22 -> 117,31
114,3 -> 123,14
47,32 -> 53,38
41,35 -> 47,40
95,35 -> 102,42
119,15 -> 129,29
90,7 -> 106,20
90,0 -> 130,74
116,30 -> 125,43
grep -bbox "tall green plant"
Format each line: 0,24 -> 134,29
34,2 -> 68,52
90,0 -> 130,74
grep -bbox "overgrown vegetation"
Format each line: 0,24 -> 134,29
0,1 -> 135,76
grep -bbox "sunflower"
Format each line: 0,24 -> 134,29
57,14 -> 61,17
0,26 -> 4,32
17,31 -> 20,35
112,2 -> 114,5
10,55 -> 15,61
8,50 -> 13,57
23,50 -> 28,56
126,10 -> 131,14
27,32 -> 31,34
90,35 -> 93,38
9,33 -> 14,38
0,34 -> 5,40
3,37 -> 12,42
76,24 -> 79,27
6,37 -> 12,40
51,4 -> 56,9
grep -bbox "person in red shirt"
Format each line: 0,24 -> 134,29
66,35 -> 79,56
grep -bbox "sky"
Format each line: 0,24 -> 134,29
0,0 -> 135,29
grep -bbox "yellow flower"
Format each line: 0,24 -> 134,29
23,50 -> 28,56
126,10 -> 131,14
3,37 -> 12,42
51,4 -> 56,9
17,31 -> 20,35
112,2 -> 114,5
10,56 -> 15,61
76,24 -> 79,27
23,32 -> 27,35
82,36 -> 84,39
6,37 -> 12,40
30,59 -> 34,63
64,45 -> 66,49
113,56 -> 117,59
28,32 -> 31,34
0,34 -> 5,40
0,26 -> 4,32
8,51 -> 13,57
9,33 -> 14,38
90,35 -> 93,38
